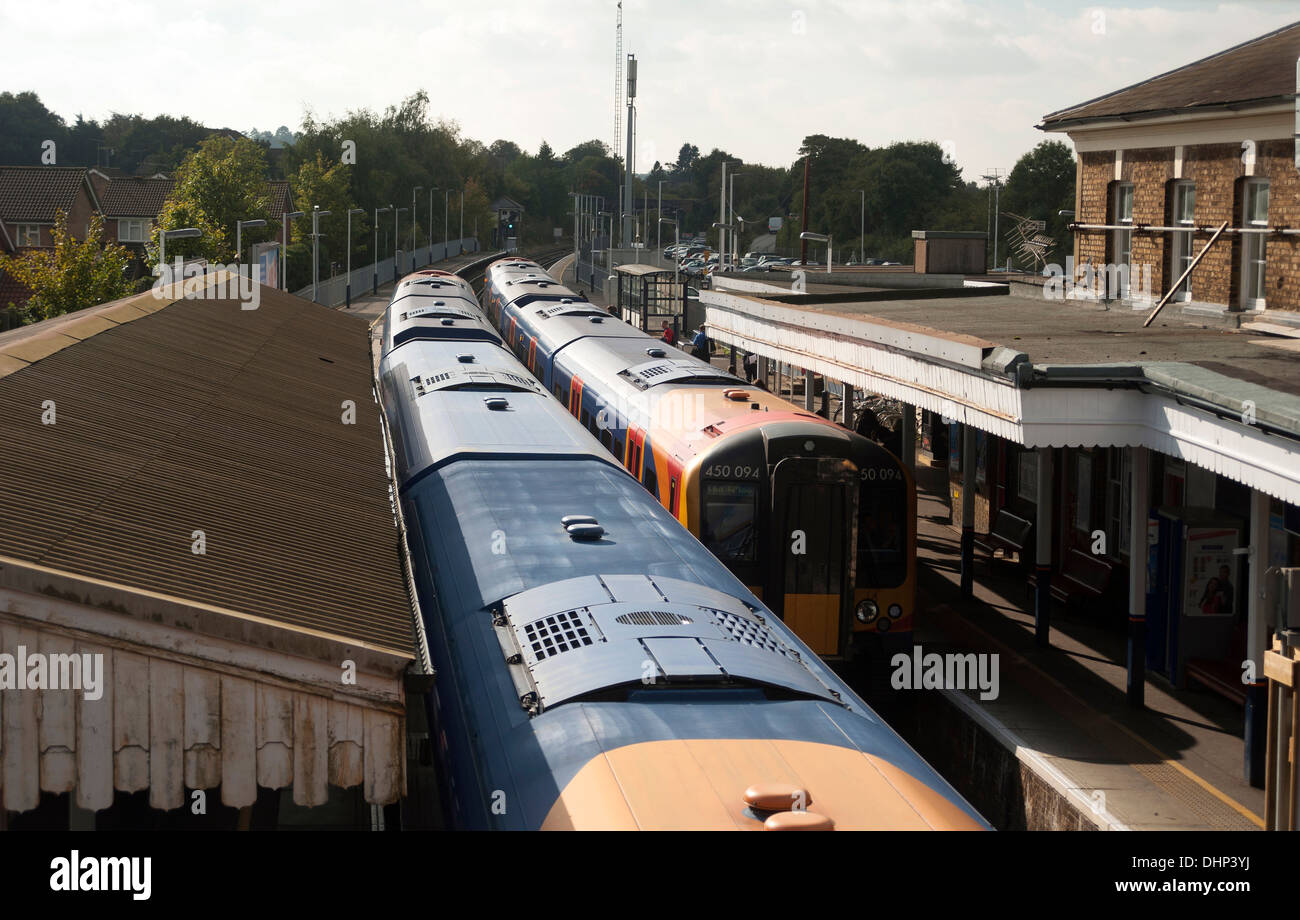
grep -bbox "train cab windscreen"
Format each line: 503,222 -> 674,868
856,474 -> 908,588
700,481 -> 759,563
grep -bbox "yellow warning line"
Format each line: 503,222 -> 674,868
1108,718 -> 1265,828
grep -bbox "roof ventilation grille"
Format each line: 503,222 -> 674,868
615,610 -> 693,626
523,611 -> 593,661
712,609 -> 796,659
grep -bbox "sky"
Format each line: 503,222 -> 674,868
2,0 -> 1296,181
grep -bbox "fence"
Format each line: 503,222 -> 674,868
292,238 -> 479,307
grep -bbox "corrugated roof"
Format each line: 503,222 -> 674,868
100,176 -> 174,217
0,166 -> 93,222
1041,20 -> 1300,128
0,283 -> 415,654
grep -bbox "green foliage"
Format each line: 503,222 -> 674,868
0,211 -> 134,322
148,135 -> 272,265
1002,140 -> 1077,263
291,152 -> 359,286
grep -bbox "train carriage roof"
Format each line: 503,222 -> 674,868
380,344 -> 614,484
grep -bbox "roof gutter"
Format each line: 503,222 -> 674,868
1038,94 -> 1295,132
1022,363 -> 1300,446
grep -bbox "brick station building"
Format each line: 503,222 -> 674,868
1041,21 -> 1300,317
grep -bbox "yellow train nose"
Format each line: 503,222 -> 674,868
542,738 -> 986,830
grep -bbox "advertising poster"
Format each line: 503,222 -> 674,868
1183,527 -> 1238,617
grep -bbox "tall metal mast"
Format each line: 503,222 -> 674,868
614,3 -> 623,162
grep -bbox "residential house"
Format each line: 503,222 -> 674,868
0,166 -> 103,312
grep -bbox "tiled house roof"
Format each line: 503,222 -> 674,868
100,176 -> 175,218
0,166 -> 97,222
267,179 -> 294,220
1041,21 -> 1300,128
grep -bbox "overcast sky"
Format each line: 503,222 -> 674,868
3,1 -> 1296,181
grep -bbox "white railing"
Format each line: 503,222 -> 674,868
293,238 -> 479,306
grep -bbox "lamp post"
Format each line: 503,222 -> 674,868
656,179 -> 664,257
157,227 -> 202,287
281,211 -> 303,290
800,230 -> 832,274
311,206 -> 332,302
429,187 -> 437,257
444,189 -> 449,251
459,189 -> 464,252
373,206 -> 391,294
854,188 -> 864,263
598,210 -> 612,275
235,219 -> 266,271
345,207 -> 364,308
393,206 -> 407,283
411,186 -> 423,273
728,170 -> 743,270
659,215 -> 679,288
712,221 -> 733,276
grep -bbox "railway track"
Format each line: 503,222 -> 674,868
459,246 -> 571,294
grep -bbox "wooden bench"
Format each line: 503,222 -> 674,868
973,509 -> 1033,566
1029,547 -> 1115,611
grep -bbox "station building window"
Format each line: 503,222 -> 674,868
1110,182 -> 1134,298
1239,178 -> 1269,309
1168,180 -> 1195,302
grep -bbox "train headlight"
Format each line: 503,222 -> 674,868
877,618 -> 891,632
855,600 -> 879,624
888,603 -> 902,619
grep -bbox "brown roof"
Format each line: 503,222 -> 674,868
100,176 -> 175,218
0,285 -> 415,654
0,166 -> 95,222
267,179 -> 294,220
1041,21 -> 1300,128
0,270 -> 30,309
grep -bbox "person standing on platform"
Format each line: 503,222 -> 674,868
691,323 -> 710,361
660,321 -> 676,346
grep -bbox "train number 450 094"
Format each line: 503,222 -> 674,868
861,467 -> 903,481
703,464 -> 761,480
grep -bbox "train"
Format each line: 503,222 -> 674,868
479,257 -> 916,663
375,265 -> 984,830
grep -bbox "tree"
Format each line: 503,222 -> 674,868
290,152 -> 357,287
1001,140 -> 1077,261
149,135 -> 272,265
0,211 -> 133,322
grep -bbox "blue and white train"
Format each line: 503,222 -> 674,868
375,265 -> 987,830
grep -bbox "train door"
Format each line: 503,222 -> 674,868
767,457 -> 859,657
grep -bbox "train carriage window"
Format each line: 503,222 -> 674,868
614,438 -> 624,461
669,477 -> 679,515
553,383 -> 563,400
644,467 -> 658,497
600,429 -> 613,450
702,481 -> 759,563
581,408 -> 591,430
